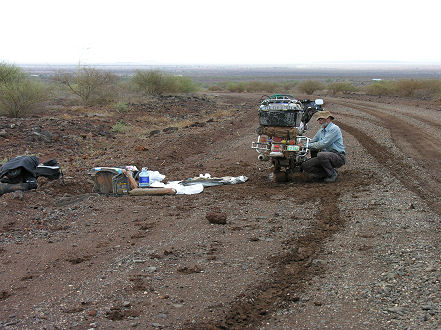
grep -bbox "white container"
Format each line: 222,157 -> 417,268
138,167 -> 150,188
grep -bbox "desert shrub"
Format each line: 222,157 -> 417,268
297,80 -> 323,95
365,80 -> 395,96
132,70 -> 164,95
245,81 -> 265,92
260,82 -> 279,93
0,63 -> 49,117
207,80 -> 296,94
247,81 -> 279,93
281,80 -> 297,91
164,75 -> 198,94
413,79 -> 441,99
327,82 -> 358,95
394,79 -> 424,97
208,83 -> 225,91
420,79 -> 441,93
55,67 -> 119,105
226,82 -> 246,93
111,120 -> 130,133
0,62 -> 25,84
113,102 -> 129,113
132,70 -> 197,95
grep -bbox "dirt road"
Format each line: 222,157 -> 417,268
0,93 -> 439,329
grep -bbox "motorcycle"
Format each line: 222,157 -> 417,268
251,94 -> 323,181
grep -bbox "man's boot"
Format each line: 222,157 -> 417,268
324,169 -> 338,183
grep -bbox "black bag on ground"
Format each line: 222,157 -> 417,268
0,156 -> 63,189
0,155 -> 39,184
35,159 -> 63,181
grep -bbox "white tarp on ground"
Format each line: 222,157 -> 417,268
150,173 -> 248,195
181,173 -> 248,187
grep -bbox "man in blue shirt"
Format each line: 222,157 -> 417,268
300,111 -> 345,183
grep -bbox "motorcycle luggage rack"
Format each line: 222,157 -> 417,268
251,135 -> 270,152
295,136 -> 310,157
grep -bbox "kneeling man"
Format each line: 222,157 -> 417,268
300,111 -> 345,183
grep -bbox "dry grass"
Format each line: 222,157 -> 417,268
213,109 -> 233,119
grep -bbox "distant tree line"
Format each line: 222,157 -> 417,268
1,62 -> 440,118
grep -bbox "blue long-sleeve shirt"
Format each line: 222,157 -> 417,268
308,122 -> 345,153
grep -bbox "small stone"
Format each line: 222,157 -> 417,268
387,306 -> 405,314
88,309 -> 97,316
421,305 -> 433,310
12,191 -> 24,200
151,322 -> 161,328
163,127 -> 178,133
123,301 -> 131,307
206,212 -> 227,225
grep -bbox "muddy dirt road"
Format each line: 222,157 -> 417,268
1,93 -> 440,329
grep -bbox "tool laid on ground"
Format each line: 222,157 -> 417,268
129,187 -> 177,196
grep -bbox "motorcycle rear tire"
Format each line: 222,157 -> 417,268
273,170 -> 288,183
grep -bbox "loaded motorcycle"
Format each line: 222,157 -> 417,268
251,94 -> 323,181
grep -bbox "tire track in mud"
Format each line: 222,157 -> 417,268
332,101 -> 441,164
337,121 -> 441,216
188,176 -> 365,329
332,103 -> 441,164
330,100 -> 441,215
332,99 -> 441,130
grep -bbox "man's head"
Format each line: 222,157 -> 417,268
315,111 -> 334,128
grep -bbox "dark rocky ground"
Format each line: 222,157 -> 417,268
0,92 -> 440,329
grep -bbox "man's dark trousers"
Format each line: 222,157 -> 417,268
301,151 -> 346,178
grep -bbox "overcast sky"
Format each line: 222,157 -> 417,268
1,0 -> 441,65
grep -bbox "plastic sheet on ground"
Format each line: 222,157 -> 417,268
181,173 -> 248,187
151,173 -> 248,195
150,181 -> 204,195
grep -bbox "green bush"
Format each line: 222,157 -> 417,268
327,82 -> 358,95
112,101 -> 129,113
132,70 -> 198,95
420,79 -> 441,93
0,62 -> 25,84
281,80 -> 297,91
394,79 -> 423,97
214,80 -> 293,93
365,81 -> 395,96
412,79 -> 441,99
297,80 -> 323,95
207,84 -> 225,92
111,120 -> 130,133
0,63 -> 49,117
55,67 -> 119,105
226,82 -> 246,93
